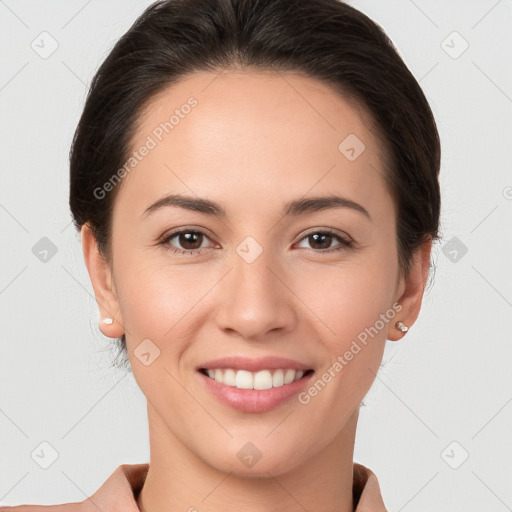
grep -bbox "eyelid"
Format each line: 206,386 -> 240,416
294,226 -> 353,245
159,226 -> 217,246
159,225 -> 215,241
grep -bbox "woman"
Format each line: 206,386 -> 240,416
3,0 -> 440,510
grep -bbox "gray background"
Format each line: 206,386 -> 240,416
1,0 -> 511,510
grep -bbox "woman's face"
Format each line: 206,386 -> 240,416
85,70 -> 428,476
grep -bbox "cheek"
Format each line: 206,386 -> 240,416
292,259 -> 396,423
116,240 -> 398,349
294,252 -> 398,345
115,250 -> 207,335
113,257 -> 228,398
114,260 -> 204,402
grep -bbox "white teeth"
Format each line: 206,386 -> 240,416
223,368 -> 236,386
236,370 -> 253,389
254,370 -> 272,390
284,369 -> 296,384
273,369 -> 284,387
203,368 -> 307,389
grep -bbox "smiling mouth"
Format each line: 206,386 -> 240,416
199,368 -> 314,390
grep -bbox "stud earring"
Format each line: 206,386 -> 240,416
102,317 -> 114,325
395,321 -> 408,334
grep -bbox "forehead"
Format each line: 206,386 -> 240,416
115,70 -> 392,222
135,70 -> 379,153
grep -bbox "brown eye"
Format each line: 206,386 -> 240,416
161,229 -> 214,255
307,233 -> 333,250
296,230 -> 353,254
175,231 -> 204,250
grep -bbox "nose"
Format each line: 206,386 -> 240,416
214,247 -> 297,341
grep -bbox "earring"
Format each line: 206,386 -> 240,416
395,321 -> 408,334
102,317 -> 114,325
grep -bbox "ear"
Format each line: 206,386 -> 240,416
388,238 -> 433,341
81,222 -> 125,338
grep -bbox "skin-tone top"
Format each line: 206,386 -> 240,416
1,462 -> 388,512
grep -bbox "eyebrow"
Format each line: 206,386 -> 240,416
141,193 -> 371,221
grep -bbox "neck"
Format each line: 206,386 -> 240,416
137,404 -> 358,512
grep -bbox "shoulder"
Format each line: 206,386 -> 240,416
1,463 -> 149,512
353,462 -> 388,512
0,504 -> 84,511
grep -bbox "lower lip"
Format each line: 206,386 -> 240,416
197,370 -> 315,413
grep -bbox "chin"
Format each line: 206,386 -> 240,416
203,442 -> 308,478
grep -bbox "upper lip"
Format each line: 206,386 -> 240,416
197,356 -> 313,372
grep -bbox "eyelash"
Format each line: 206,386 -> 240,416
159,228 -> 354,256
